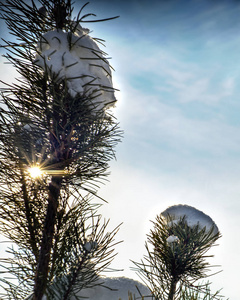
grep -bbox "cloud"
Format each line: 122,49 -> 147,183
110,37 -> 240,109
222,77 -> 235,96
115,83 -> 240,160
0,57 -> 18,88
106,28 -> 240,179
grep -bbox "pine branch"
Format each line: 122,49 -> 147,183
19,162 -> 39,260
0,1 -> 122,298
132,215 -> 221,300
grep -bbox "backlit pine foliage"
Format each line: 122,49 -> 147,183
0,0 -> 122,299
132,215 -> 223,300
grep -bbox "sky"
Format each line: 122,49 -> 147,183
83,0 -> 240,299
1,0 -> 240,299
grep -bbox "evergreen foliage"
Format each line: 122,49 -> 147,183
132,215 -> 222,300
0,0 -> 121,299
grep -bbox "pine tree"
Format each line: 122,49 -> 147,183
132,205 -> 224,300
0,0 -> 122,299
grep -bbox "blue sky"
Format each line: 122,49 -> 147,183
1,0 -> 240,298
83,1 -> 240,299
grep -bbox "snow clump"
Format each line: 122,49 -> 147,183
77,276 -> 151,300
34,26 -> 116,111
161,204 -> 219,235
166,235 -> 179,244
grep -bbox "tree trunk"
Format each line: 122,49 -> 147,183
168,278 -> 178,300
33,176 -> 62,300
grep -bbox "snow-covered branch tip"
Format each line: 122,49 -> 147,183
34,25 -> 116,112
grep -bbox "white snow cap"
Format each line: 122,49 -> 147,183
77,277 -> 151,300
34,26 -> 116,111
161,204 -> 219,235
166,235 -> 179,244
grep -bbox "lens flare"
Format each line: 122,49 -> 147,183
28,166 -> 43,178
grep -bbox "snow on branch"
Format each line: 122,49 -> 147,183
34,25 -> 116,112
161,204 -> 219,236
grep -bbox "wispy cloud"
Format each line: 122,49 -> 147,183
116,84 -> 240,158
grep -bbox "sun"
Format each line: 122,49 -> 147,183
28,166 -> 43,178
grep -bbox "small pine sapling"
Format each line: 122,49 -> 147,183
132,205 -> 224,300
0,0 -> 121,299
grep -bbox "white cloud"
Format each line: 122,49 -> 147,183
0,57 -> 18,88
109,33 -> 240,109
115,82 -> 240,161
222,77 -> 235,96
